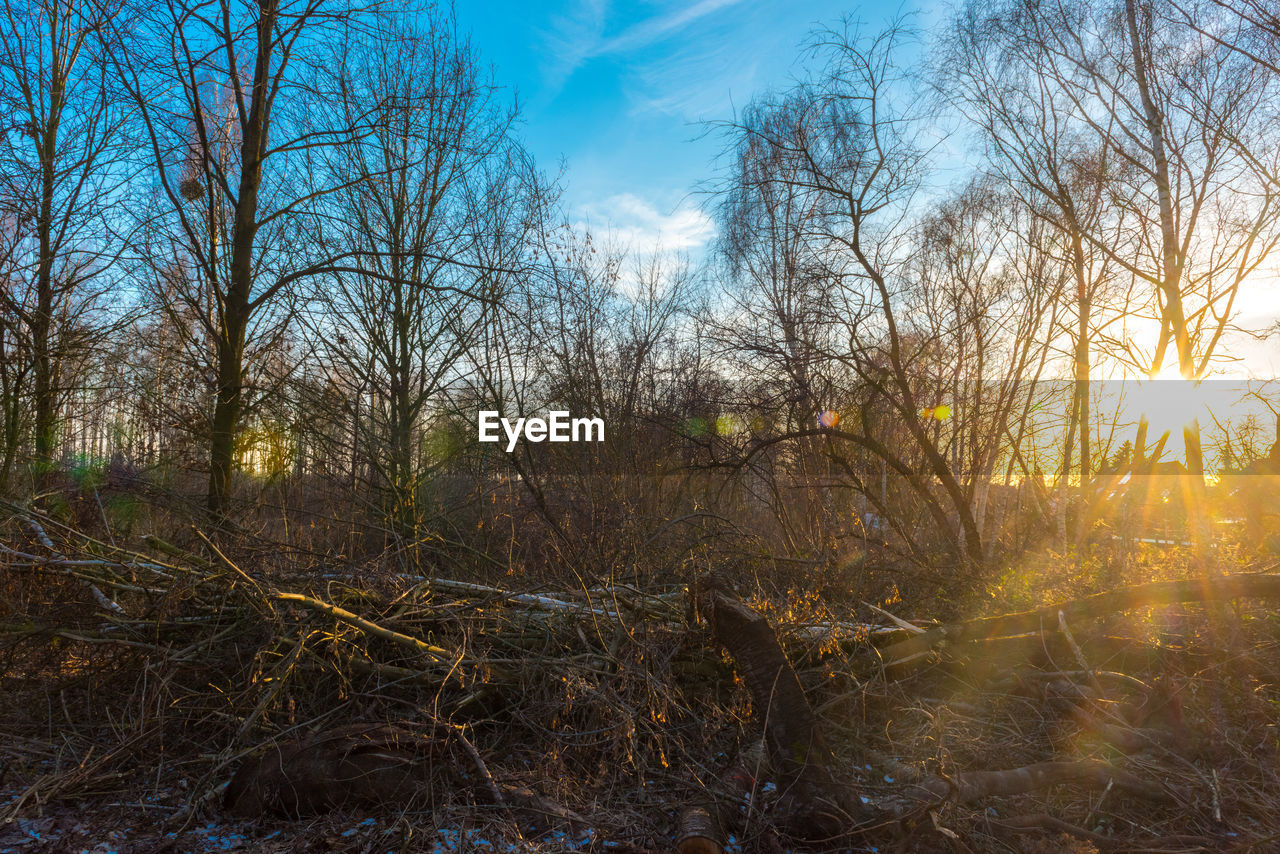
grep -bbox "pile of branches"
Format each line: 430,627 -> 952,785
3,499 -> 1280,852
0,499 -> 746,849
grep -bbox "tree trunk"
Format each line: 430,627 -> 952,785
33,52 -> 64,468
205,0 -> 274,515
1125,0 -> 1210,578
1073,237 -> 1092,494
881,572 -> 1280,667
207,318 -> 245,515
1125,0 -> 1192,378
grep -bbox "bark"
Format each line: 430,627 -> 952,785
1125,0 -> 1192,379
1124,0 -> 1211,566
206,0 -> 274,516
207,314 -> 245,515
223,723 -> 447,818
693,574 -> 865,840
0,339 -> 23,493
1072,235 -> 1091,493
32,21 -> 65,466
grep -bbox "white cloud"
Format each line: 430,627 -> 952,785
576,192 -> 716,256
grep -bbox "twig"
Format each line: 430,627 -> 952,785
92,487 -> 116,548
20,515 -> 125,615
452,724 -> 504,807
863,600 -> 926,634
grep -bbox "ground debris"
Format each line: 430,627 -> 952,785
2,506 -> 1278,851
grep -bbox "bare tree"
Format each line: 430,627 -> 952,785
908,181 -> 1064,553
962,0 -> 1280,458
1163,0 -> 1280,77
0,0 -> 126,473
307,7 -> 529,543
941,3 -> 1135,537
111,0 -> 386,514
714,23 -> 1006,567
712,90 -> 854,563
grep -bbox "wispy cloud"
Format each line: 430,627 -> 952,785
626,38 -> 761,120
537,0 -> 752,109
576,192 -> 716,256
539,0 -> 611,94
594,0 -> 745,55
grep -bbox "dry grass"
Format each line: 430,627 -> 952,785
3,487 -> 1280,853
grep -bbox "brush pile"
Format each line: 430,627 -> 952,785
3,500 -> 1280,852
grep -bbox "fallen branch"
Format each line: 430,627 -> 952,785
881,573 -> 1280,667
222,723 -> 448,818
692,574 -> 866,841
17,515 -> 125,615
995,813 -> 1221,851
909,759 -> 1173,805
273,591 -> 456,664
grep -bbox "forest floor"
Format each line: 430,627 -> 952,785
0,800 -> 600,854
4,489 -> 1280,853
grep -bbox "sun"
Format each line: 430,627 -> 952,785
1123,365 -> 1220,462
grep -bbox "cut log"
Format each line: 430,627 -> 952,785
676,806 -> 722,854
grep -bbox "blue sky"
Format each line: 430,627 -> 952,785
455,0 -> 918,258
453,1 -> 1280,383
